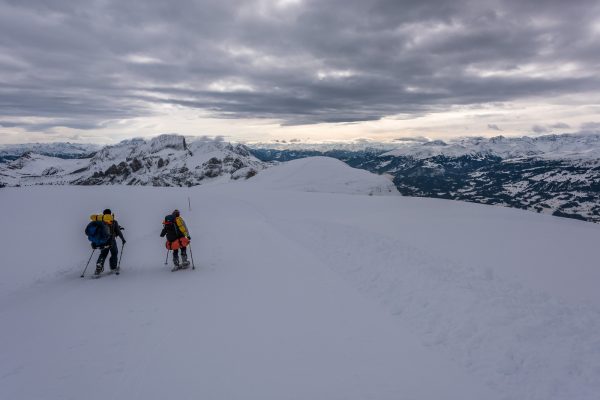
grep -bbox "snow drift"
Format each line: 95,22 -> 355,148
248,156 -> 398,195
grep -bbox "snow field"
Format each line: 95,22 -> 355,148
1,157 -> 600,399
0,183 -> 495,400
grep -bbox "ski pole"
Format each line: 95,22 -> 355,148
118,242 -> 125,270
164,249 -> 170,265
81,249 -> 96,278
188,244 -> 195,270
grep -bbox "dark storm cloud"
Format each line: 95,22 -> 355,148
1,0 -> 600,131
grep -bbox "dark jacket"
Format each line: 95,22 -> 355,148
111,220 -> 125,241
160,217 -> 187,242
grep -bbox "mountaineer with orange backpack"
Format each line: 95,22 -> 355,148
160,209 -> 191,271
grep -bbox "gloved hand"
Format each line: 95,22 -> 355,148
187,236 -> 191,241
121,239 -> 127,244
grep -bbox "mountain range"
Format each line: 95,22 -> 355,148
0,135 -> 263,187
0,142 -> 99,163
2,133 -> 599,222
251,134 -> 600,223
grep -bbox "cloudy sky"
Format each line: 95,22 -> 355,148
1,0 -> 599,144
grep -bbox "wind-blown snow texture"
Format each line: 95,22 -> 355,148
1,158 -> 599,400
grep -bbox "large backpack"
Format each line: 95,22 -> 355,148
163,214 -> 178,233
85,220 -> 111,248
163,214 -> 189,249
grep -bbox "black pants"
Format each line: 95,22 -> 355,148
173,246 -> 187,261
97,239 -> 119,269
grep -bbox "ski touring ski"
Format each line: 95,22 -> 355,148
170,262 -> 190,272
92,268 -> 120,279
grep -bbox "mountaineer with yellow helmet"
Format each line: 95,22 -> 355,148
89,208 -> 126,276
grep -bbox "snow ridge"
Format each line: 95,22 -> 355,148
247,157 -> 397,195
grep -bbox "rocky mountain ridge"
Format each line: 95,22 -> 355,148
3,133 -> 600,223
0,135 -> 263,187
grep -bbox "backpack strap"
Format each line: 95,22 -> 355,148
110,213 -> 115,237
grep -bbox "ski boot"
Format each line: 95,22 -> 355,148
181,253 -> 190,268
94,262 -> 104,276
171,257 -> 180,272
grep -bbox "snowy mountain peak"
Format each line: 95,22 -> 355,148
0,135 -> 265,187
148,134 -> 188,153
90,134 -> 190,165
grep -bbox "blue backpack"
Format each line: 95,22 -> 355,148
85,220 -> 111,248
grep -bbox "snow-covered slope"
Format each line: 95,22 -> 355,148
249,156 -> 397,195
0,152 -> 90,186
0,142 -> 98,163
0,135 -> 264,187
0,151 -> 93,187
1,158 -> 599,400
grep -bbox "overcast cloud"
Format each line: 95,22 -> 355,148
1,0 -> 599,139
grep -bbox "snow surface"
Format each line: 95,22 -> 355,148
1,158 -> 599,400
249,157 -> 398,195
